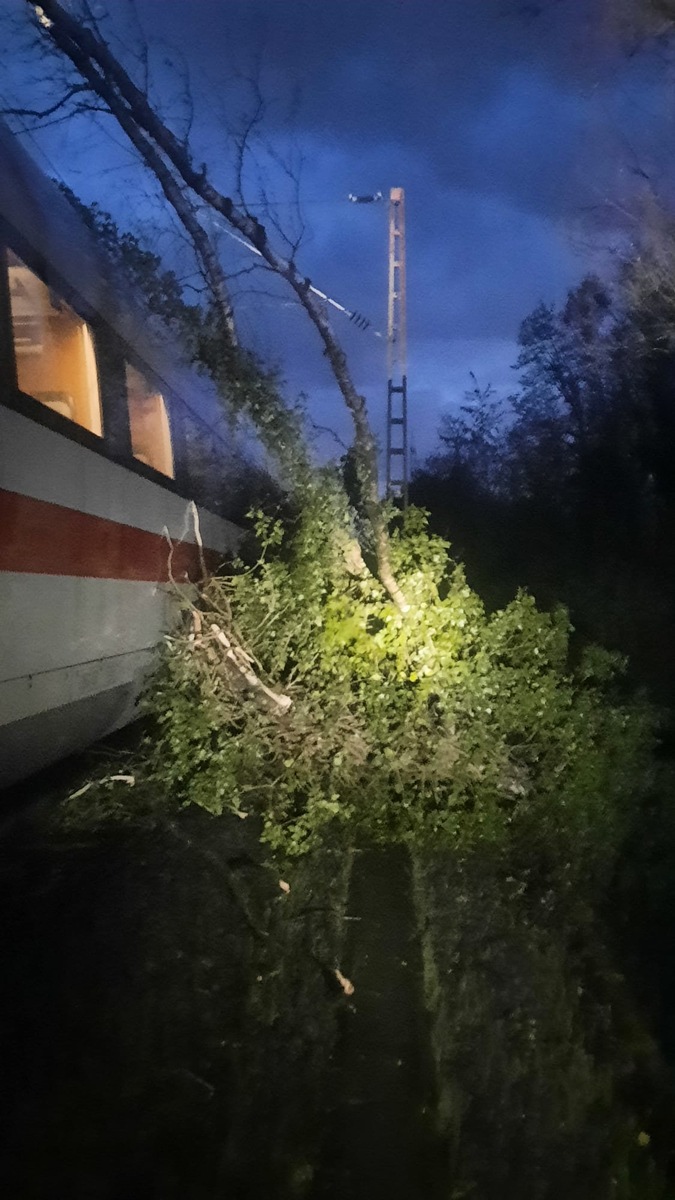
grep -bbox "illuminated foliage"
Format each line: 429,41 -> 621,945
144,488 -> 655,880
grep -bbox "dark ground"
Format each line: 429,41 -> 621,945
0,760 -> 446,1199
312,848 -> 445,1200
2,752 -> 674,1198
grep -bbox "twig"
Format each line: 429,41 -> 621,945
189,500 -> 208,581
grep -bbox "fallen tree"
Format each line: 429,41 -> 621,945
18,0 -> 408,610
9,3 -> 656,884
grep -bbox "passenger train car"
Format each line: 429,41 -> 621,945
0,120 -> 246,787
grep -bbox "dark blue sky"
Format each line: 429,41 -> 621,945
1,0 -> 671,461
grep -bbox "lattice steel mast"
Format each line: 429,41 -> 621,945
347,186 -> 408,505
386,187 -> 408,506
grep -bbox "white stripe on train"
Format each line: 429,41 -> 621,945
0,405 -> 239,551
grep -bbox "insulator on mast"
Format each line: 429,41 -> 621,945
349,311 -> 370,329
347,192 -> 383,204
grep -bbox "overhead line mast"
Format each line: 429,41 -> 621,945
348,186 -> 409,507
386,187 -> 408,507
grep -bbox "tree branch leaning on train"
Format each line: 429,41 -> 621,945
18,0 -> 409,615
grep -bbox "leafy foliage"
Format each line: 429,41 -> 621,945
60,186 -> 310,483
142,489 -> 656,881
60,185 -> 203,342
433,372 -> 507,494
414,262 -> 675,701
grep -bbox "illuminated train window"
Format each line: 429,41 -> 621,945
125,362 -> 174,478
7,249 -> 103,435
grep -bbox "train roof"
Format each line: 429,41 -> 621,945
0,117 -> 248,448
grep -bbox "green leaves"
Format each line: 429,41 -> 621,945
137,497 -> 656,877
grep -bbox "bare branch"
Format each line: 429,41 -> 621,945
208,622 -> 292,715
234,84 -> 267,212
0,81 -> 90,120
308,420 -> 349,452
25,3 -> 237,346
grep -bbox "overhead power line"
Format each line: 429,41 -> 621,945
3,103 -> 383,343
207,213 -> 383,339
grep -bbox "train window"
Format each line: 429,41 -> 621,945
7,249 -> 103,435
125,362 -> 174,477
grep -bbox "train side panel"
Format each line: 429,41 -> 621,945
0,404 -> 240,787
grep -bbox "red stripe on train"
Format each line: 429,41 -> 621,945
0,488 -> 223,580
